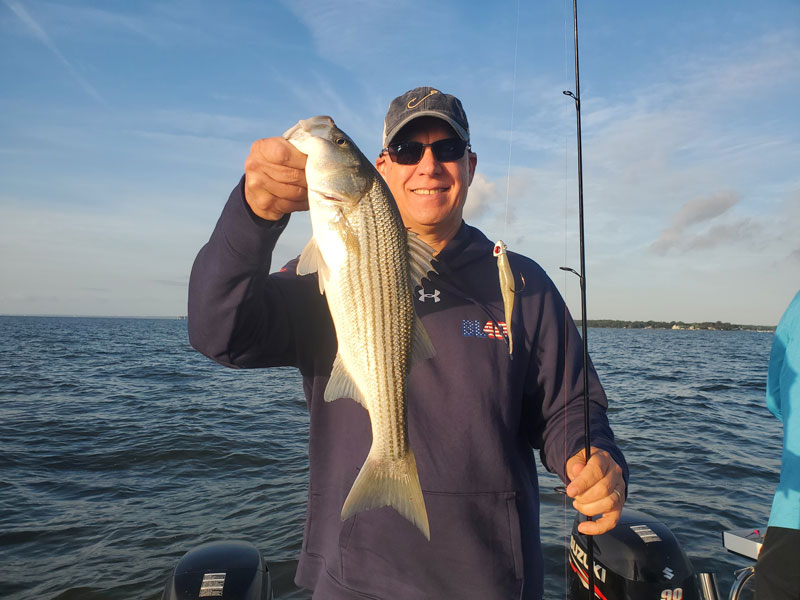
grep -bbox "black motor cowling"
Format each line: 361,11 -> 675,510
568,509 -> 703,600
162,540 -> 272,600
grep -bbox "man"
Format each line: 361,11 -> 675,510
755,290 -> 800,599
189,86 -> 627,599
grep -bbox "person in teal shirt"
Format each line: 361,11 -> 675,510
756,290 -> 800,599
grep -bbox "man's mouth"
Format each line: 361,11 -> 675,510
411,188 -> 448,195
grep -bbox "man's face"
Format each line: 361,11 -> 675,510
376,117 -> 477,245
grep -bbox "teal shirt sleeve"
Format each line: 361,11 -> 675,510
766,317 -> 788,421
767,290 -> 800,530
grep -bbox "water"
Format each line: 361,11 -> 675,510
0,317 -> 779,599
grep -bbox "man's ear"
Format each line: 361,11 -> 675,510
375,154 -> 388,179
467,151 -> 477,185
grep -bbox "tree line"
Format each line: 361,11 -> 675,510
575,319 -> 775,331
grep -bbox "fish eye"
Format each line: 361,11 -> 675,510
335,138 -> 347,146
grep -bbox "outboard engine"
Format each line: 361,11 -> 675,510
162,540 -> 272,600
568,509 -> 716,600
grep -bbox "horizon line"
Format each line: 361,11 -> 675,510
0,314 -> 776,328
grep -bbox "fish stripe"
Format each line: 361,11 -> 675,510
332,178 -> 411,461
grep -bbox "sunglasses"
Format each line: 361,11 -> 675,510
382,138 -> 470,165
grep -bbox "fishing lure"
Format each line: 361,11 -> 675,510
493,240 -> 515,355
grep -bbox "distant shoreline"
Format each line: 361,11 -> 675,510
0,314 -> 188,321
1,314 -> 776,331
575,319 -> 775,332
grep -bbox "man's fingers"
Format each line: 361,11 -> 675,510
565,446 -> 626,534
576,509 -> 622,535
244,137 -> 309,221
245,154 -> 307,188
245,169 -> 307,205
251,137 -> 308,171
566,450 -> 610,498
572,484 -> 623,516
566,453 -> 586,482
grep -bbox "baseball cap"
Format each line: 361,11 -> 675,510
382,86 -> 470,148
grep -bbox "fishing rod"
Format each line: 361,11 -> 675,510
560,0 -> 596,598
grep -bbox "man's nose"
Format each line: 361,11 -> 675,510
416,146 -> 442,175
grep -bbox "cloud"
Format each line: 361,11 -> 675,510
3,0 -> 105,104
279,0 -> 451,72
463,173 -> 497,220
650,191 -> 739,255
669,191 -> 739,231
684,219 -> 758,251
0,197 -> 205,316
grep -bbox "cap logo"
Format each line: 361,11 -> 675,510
407,89 -> 438,109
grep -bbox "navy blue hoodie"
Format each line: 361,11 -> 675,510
188,179 -> 628,599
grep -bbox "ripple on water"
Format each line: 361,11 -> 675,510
0,319 -> 778,599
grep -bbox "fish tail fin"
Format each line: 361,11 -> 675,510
341,450 -> 430,540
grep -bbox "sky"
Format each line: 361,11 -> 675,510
1,0 -> 798,325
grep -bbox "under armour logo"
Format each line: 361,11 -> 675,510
418,289 -> 440,303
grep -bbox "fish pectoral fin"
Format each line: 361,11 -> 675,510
297,236 -> 329,294
410,315 -> 436,365
324,354 -> 366,408
341,451 -> 430,541
334,208 -> 360,259
406,230 -> 437,288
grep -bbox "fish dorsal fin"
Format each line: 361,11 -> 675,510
297,236 -> 329,295
324,353 -> 367,408
406,231 -> 437,365
410,315 -> 436,365
407,230 -> 437,289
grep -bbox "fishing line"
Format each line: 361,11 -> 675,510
503,0 -> 521,239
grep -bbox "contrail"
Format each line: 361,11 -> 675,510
3,0 -> 105,104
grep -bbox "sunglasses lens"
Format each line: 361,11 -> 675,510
431,138 -> 467,162
391,142 -> 424,165
387,138 -> 468,165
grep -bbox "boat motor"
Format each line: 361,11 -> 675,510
162,540 -> 272,600
568,508 -> 719,600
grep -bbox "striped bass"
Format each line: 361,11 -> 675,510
283,116 -> 436,540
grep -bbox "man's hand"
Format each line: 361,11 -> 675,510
244,137 -> 308,221
565,446 -> 626,535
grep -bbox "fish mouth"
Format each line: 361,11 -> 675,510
309,188 -> 346,204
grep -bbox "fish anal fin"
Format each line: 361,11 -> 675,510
324,354 -> 366,408
341,450 -> 430,541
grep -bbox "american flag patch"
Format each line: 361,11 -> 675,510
462,320 -> 508,341
483,321 -> 508,339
